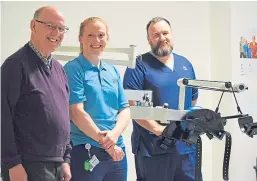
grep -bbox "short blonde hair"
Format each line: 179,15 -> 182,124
79,17 -> 109,53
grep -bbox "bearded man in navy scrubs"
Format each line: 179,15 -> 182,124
123,17 -> 201,181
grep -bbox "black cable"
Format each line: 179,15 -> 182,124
188,82 -> 243,114
230,84 -> 243,114
215,91 -> 225,113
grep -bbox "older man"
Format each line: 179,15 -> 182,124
1,6 -> 71,181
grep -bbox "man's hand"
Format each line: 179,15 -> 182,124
9,164 -> 27,181
154,125 -> 166,136
106,145 -> 125,162
99,130 -> 119,149
62,163 -> 72,181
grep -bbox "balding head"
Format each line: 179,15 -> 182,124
33,6 -> 65,22
30,6 -> 67,58
33,6 -> 45,19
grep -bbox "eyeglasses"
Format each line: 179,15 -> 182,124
35,19 -> 69,33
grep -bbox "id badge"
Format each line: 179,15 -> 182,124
89,155 -> 100,172
84,155 -> 100,172
84,143 -> 100,172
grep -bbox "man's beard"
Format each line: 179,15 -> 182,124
151,41 -> 173,57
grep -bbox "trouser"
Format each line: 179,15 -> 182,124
240,52 -> 246,58
135,151 -> 202,181
1,161 -> 63,181
71,144 -> 127,181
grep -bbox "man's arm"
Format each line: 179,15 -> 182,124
61,67 -> 72,164
130,94 -> 197,136
1,58 -> 23,169
62,141 -> 72,180
123,59 -> 166,136
63,140 -> 72,164
62,137 -> 72,181
129,101 -> 165,136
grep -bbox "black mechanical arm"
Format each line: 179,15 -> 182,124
160,78 -> 256,181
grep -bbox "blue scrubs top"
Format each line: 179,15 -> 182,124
123,52 -> 198,156
64,54 -> 129,148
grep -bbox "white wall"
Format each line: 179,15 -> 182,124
209,2 -> 257,181
229,2 -> 257,181
3,2 -> 256,181
209,2 -> 233,181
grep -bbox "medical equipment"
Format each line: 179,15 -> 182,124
53,46 -> 190,123
53,45 -> 137,68
175,78 -> 256,181
53,45 -> 256,181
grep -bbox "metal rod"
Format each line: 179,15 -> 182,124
221,114 -> 248,120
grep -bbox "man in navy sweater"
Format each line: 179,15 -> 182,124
1,6 -> 71,181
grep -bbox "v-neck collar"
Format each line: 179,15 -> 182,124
148,52 -> 176,72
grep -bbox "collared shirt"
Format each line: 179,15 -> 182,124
64,54 -> 129,148
29,41 -> 52,68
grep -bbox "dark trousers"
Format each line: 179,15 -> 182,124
135,152 -> 202,181
1,161 -> 63,181
71,144 -> 127,181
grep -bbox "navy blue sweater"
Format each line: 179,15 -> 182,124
1,43 -> 71,169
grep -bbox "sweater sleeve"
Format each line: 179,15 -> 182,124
1,57 -> 23,169
63,141 -> 72,164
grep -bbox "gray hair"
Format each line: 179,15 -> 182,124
33,7 -> 46,19
146,17 -> 171,35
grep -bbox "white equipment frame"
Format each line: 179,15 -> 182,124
53,45 -> 137,68
52,45 -> 189,123
53,46 -> 248,124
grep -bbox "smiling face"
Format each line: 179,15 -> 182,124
147,20 -> 173,57
30,7 -> 67,57
79,19 -> 109,60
